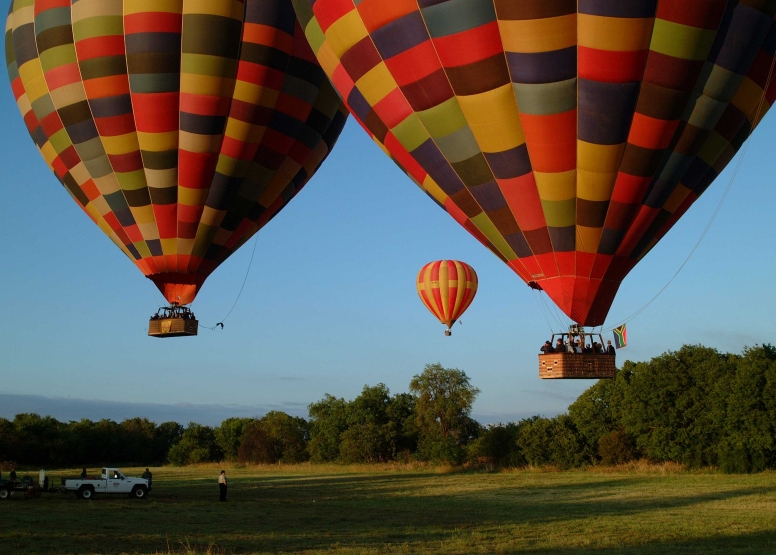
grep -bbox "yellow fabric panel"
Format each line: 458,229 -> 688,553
71,0 -> 122,21
179,131 -> 223,153
535,170 -> 575,201
124,0 -> 182,15
499,15 -> 576,54
578,15 -> 653,51
184,0 -> 243,19
161,238 -> 178,254
470,213 -> 518,260
137,222 -> 160,240
233,81 -> 278,105
39,142 -> 58,167
417,97 -> 468,138
732,76 -> 766,123
650,19 -> 716,61
422,175 -> 448,205
577,226 -> 602,254
144,168 -> 178,189
355,62 -> 396,106
49,83 -> 88,108
313,37 -> 340,78
132,205 -> 157,225
458,84 -> 524,152
224,117 -> 262,143
180,73 -> 235,97
577,142 -> 624,201
17,63 -> 48,101
215,155 -> 251,177
181,54 -> 238,79
176,238 -> 194,255
92,174 -> 123,195
101,132 -> 141,155
137,131 -> 178,152
178,186 -> 209,207
697,131 -> 728,167
325,10 -> 369,58
664,184 -> 691,213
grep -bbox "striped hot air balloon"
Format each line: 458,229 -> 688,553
417,260 -> 478,335
5,0 -> 347,307
293,0 -> 776,327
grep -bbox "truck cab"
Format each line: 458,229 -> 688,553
61,468 -> 149,499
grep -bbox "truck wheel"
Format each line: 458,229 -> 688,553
131,485 -> 148,499
79,487 -> 94,500
0,488 -> 9,500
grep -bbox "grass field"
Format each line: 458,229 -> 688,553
1,464 -> 775,554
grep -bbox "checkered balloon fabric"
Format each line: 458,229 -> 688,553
5,0 -> 347,304
292,0 -> 776,326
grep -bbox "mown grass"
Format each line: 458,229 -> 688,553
1,463 -> 775,554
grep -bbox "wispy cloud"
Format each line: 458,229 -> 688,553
0,393 -> 308,426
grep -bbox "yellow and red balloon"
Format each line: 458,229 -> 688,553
417,260 -> 478,335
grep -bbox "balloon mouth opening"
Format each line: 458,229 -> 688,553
148,273 -> 208,305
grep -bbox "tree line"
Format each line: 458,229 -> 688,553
2,345 -> 775,473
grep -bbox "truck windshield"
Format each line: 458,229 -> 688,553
110,471 -> 123,479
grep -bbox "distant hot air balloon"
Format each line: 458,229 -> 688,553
5,0 -> 347,326
417,260 -> 478,335
292,0 -> 776,327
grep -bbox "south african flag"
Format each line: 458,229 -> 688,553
613,325 -> 627,349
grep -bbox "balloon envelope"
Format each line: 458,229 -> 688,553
417,260 -> 478,330
6,0 -> 347,304
292,0 -> 776,325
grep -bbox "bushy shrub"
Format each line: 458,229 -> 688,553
597,430 -> 636,465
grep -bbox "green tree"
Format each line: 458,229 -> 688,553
215,417 -> 254,461
516,415 -> 590,469
258,411 -> 309,464
467,422 -> 526,467
409,363 -> 480,463
167,423 -> 222,465
308,394 -> 348,463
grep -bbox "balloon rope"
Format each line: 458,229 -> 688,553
201,233 -> 259,331
531,289 -> 555,334
601,53 -> 776,333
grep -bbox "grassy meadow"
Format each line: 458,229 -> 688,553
1,464 -> 775,554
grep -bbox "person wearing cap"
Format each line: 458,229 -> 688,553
607,340 -> 616,356
540,340 -> 555,354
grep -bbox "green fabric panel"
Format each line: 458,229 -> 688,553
434,125 -> 482,164
291,0 -> 315,28
697,131 -> 728,166
132,240 -> 152,259
422,0 -> 496,38
34,7 -> 70,33
417,97 -> 468,137
393,114 -> 430,152
73,136 -> 105,163
541,199 -> 576,228
83,153 -> 114,179
116,169 -> 148,191
686,94 -> 728,130
513,79 -> 577,116
470,212 -> 517,260
31,92 -> 56,120
39,44 -> 77,72
303,18 -> 325,54
181,54 -> 238,78
651,19 -> 716,61
48,127 -> 73,152
72,16 -> 123,41
128,73 -> 180,93
700,65 -> 743,101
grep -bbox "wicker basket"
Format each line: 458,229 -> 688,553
539,353 -> 615,379
148,318 -> 198,338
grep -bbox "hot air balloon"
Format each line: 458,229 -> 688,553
292,0 -> 776,328
417,260 -> 478,335
5,0 -> 347,336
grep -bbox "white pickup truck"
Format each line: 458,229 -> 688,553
61,468 -> 149,500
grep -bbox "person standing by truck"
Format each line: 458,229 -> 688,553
218,470 -> 227,502
142,468 -> 152,490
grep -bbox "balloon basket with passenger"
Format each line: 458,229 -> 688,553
539,324 -> 615,379
148,304 -> 198,338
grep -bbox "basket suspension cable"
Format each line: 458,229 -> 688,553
200,233 -> 260,331
531,289 -> 555,335
599,51 -> 776,334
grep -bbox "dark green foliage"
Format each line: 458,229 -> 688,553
467,423 -> 526,467
214,418 -> 254,461
516,415 -> 591,469
597,430 -> 636,465
238,411 -> 309,464
308,394 -> 349,463
167,423 -> 222,466
410,363 -> 481,464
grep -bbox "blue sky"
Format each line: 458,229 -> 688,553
2,80 -> 776,425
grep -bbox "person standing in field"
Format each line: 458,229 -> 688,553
218,470 -> 227,502
142,468 -> 152,490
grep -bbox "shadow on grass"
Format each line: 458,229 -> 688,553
3,472 -> 775,554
